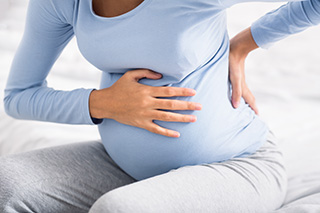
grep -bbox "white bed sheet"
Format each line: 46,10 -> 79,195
1,0 -> 320,211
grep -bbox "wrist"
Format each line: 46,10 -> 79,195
89,89 -> 108,120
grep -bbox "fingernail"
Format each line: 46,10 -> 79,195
190,116 -> 197,122
195,103 -> 202,110
173,132 -> 180,137
234,101 -> 240,108
189,89 -> 196,95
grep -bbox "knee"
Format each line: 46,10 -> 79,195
0,156 -> 24,194
89,190 -> 135,213
0,157 -> 27,212
0,155 -> 55,213
89,188 -> 148,213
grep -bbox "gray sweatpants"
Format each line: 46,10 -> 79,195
0,130 -> 287,213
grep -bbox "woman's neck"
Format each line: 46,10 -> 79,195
92,0 -> 144,18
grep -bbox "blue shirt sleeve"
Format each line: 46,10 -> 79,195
251,0 -> 320,48
3,0 -> 101,125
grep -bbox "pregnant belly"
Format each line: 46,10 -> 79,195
98,64 -> 267,180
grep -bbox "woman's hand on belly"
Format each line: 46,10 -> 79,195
89,69 -> 202,138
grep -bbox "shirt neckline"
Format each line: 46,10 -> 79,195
89,0 -> 151,21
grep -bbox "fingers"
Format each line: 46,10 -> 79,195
125,69 -> 197,98
154,99 -> 202,111
249,102 -> 259,115
145,111 -> 197,138
125,69 -> 162,81
229,66 -> 259,115
151,86 -> 196,97
146,122 -> 180,138
143,110 -> 198,138
151,111 -> 197,123
230,70 -> 242,109
242,87 -> 259,115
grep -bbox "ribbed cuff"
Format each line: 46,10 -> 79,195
91,117 -> 103,124
83,88 -> 103,125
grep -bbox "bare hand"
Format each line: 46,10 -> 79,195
89,69 -> 202,138
229,27 -> 260,115
229,51 -> 259,115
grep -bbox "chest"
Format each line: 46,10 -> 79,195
75,0 -> 226,80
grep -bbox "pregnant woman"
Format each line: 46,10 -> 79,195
1,0 -> 319,212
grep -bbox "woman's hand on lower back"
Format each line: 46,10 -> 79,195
229,49 -> 259,115
89,69 -> 202,138
229,27 -> 260,115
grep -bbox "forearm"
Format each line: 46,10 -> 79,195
231,0 -> 320,56
229,27 -> 259,60
4,86 -> 98,125
251,0 -> 320,48
3,0 -> 101,125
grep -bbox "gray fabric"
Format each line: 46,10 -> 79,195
0,141 -> 136,213
0,130 -> 287,213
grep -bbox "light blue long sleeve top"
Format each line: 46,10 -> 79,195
4,0 -> 320,180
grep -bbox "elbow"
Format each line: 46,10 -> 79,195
3,90 -> 18,119
3,92 -> 13,117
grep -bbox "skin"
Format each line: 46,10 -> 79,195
90,0 -> 203,138
89,0 -> 258,138
229,27 -> 260,115
92,0 -> 145,17
89,70 -> 202,138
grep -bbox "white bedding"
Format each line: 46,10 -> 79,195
1,0 -> 320,211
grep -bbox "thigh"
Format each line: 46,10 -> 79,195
0,141 -> 136,213
89,130 -> 288,213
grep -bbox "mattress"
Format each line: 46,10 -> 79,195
1,0 -> 320,211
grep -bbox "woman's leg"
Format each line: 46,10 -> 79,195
0,141 -> 136,213
89,130 -> 287,213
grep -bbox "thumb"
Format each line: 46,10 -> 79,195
126,69 -> 162,82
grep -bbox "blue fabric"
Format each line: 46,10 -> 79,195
251,0 -> 320,48
4,0 -> 319,180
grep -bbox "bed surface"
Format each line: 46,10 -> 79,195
1,0 -> 320,211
